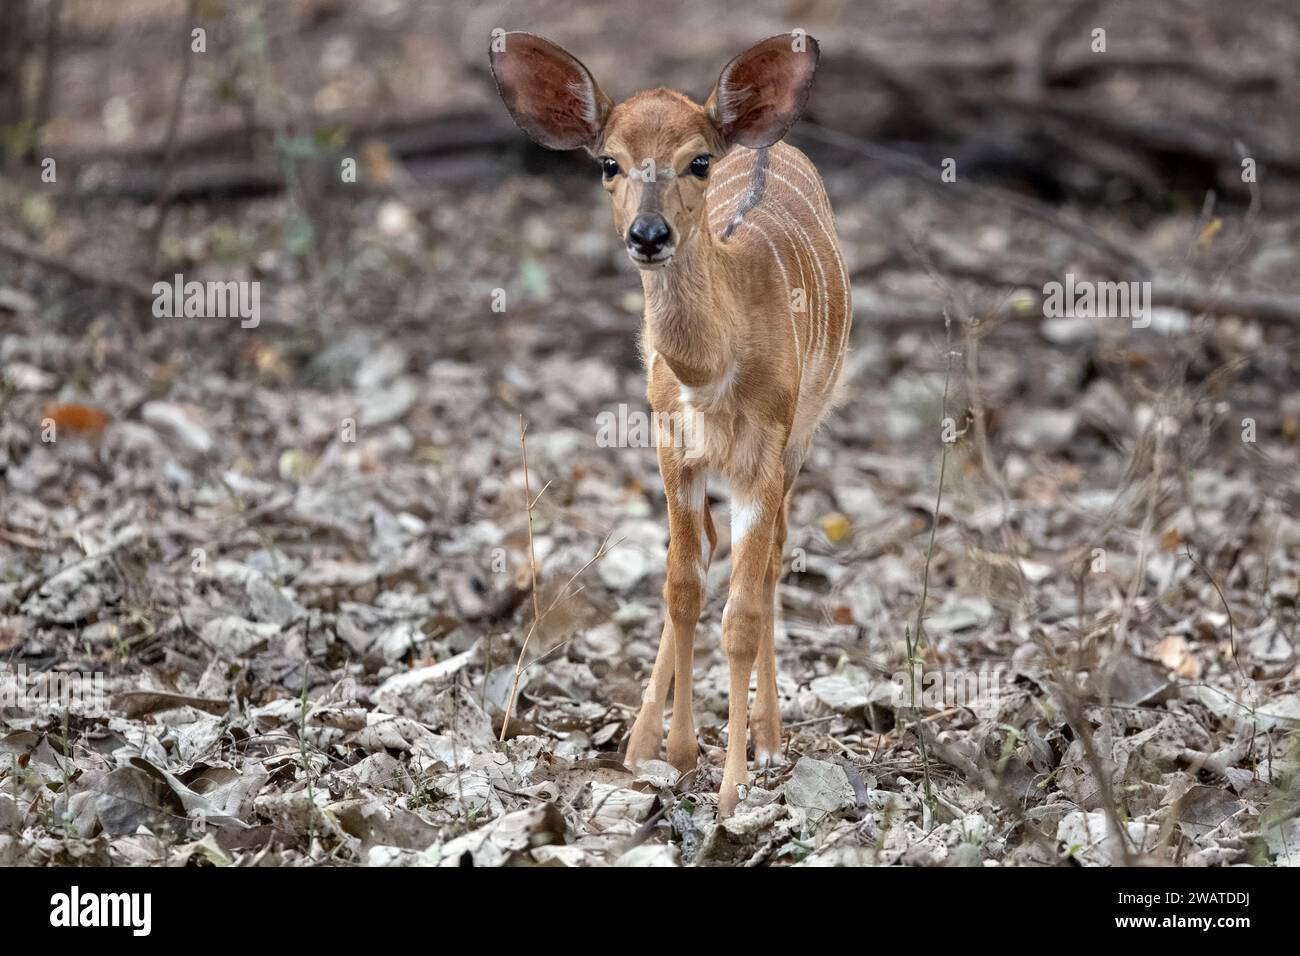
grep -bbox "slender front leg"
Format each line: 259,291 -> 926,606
718,480 -> 783,816
624,453 -> 713,773
623,620 -> 674,767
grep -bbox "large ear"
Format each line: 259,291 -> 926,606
489,32 -> 612,151
706,33 -> 820,149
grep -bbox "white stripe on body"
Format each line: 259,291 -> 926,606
746,220 -> 800,372
771,144 -> 834,217
742,205 -> 827,371
718,179 -> 830,366
703,148 -> 851,398
763,167 -> 851,392
751,200 -> 831,360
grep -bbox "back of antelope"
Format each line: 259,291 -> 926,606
492,31 -> 851,815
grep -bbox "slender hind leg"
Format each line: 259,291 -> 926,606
751,485 -> 791,765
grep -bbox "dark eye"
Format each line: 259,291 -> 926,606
600,157 -> 620,179
689,155 -> 710,178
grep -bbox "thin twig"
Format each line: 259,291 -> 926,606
144,0 -> 199,272
905,310 -> 958,811
497,534 -> 619,740
0,231 -> 154,301
499,419 -> 621,740
521,417 -> 542,630
29,0 -> 63,160
912,311 -> 957,653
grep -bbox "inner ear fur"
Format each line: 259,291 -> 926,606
706,33 -> 820,150
489,32 -> 612,151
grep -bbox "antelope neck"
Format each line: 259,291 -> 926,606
640,225 -> 738,389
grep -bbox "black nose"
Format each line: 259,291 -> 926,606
627,214 -> 672,255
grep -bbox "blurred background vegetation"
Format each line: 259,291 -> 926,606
0,0 -> 1297,867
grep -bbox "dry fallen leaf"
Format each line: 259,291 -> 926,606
41,402 -> 110,436
820,512 -> 852,544
1155,635 -> 1202,679
1198,217 -> 1223,246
